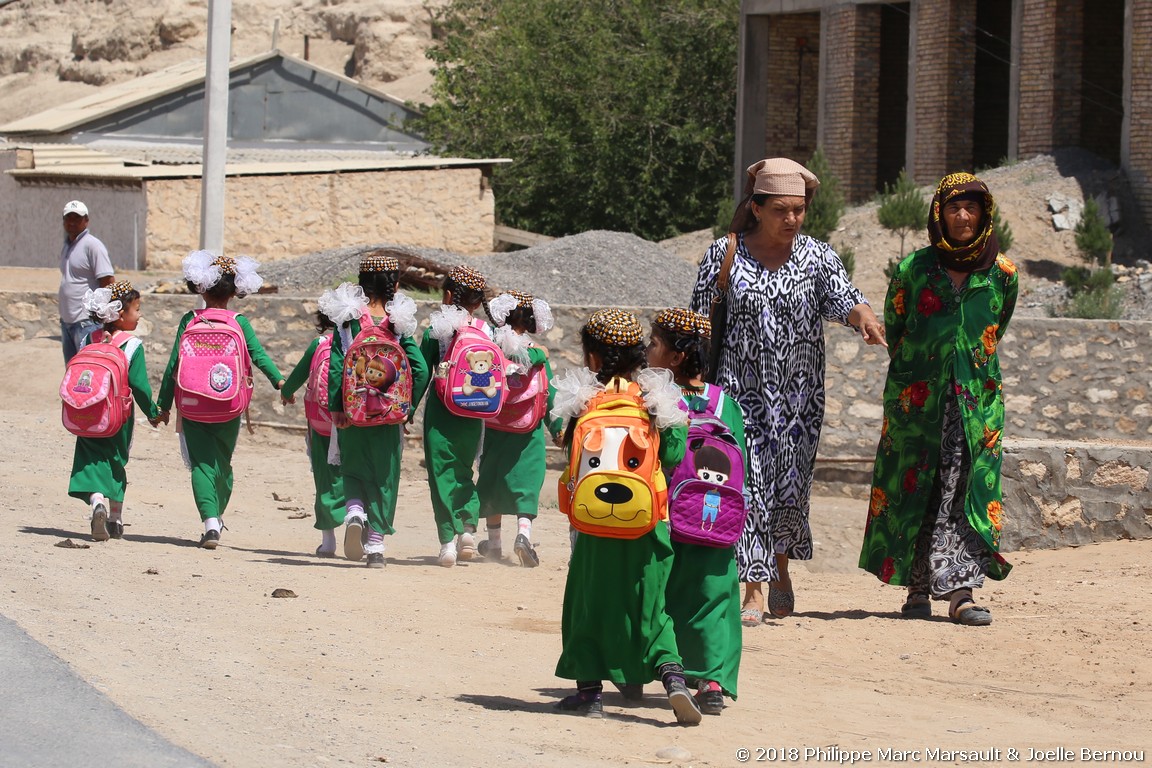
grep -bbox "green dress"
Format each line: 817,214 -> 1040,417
664,384 -> 745,699
860,248 -> 1019,585
327,316 -> 430,537
68,337 -> 161,503
158,311 -> 284,521
556,423 -> 687,685
476,346 -> 559,519
281,335 -> 346,531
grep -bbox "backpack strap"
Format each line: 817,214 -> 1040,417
703,383 -> 725,418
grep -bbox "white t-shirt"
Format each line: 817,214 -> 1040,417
58,229 -> 113,323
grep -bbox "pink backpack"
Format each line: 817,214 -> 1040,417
60,331 -> 136,438
341,311 -> 413,426
175,308 -> 253,423
667,385 -> 749,548
488,357 -> 548,433
303,334 -> 334,436
433,318 -> 508,419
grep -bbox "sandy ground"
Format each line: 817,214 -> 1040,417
2,334 -> 1151,767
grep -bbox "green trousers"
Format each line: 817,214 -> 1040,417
338,423 -> 403,535
423,393 -> 483,544
476,425 -> 546,519
306,429 -> 346,530
182,417 -> 240,521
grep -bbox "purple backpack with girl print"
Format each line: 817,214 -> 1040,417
667,385 -> 748,548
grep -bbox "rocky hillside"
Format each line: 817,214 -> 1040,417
0,0 -> 444,125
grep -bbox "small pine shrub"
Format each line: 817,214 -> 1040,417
877,170 -> 928,261
803,148 -> 846,242
992,207 -> 1013,253
1075,198 -> 1113,267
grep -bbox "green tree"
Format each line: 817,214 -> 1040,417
803,148 -> 845,242
413,0 -> 739,241
1075,198 -> 1113,267
877,170 -> 928,262
992,207 -> 1013,253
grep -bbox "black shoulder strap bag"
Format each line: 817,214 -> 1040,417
705,233 -> 737,385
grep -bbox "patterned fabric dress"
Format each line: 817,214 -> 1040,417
859,248 -> 1018,590
691,234 -> 865,583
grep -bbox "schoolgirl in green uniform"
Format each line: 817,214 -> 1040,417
475,290 -> 562,566
157,251 -> 284,549
324,254 -> 429,568
420,265 -> 497,567
647,307 -> 744,716
551,308 -> 701,725
68,280 -> 164,541
279,310 -> 346,557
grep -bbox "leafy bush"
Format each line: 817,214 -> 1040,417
877,170 -> 927,261
1075,198 -> 1113,267
414,0 -> 739,241
803,148 -> 845,242
1067,282 -> 1123,319
837,244 -> 856,280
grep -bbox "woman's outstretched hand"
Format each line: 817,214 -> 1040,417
849,304 -> 888,348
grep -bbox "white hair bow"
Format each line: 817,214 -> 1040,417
82,287 -> 122,324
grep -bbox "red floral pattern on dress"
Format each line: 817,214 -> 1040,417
917,288 -> 943,315
880,557 -> 896,583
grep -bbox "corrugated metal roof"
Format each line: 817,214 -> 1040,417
82,139 -> 452,167
13,142 -> 142,169
0,50 -> 413,136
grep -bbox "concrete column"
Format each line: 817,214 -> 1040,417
199,0 -> 232,254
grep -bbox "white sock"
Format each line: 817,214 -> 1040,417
518,517 -> 532,539
365,529 -> 386,555
89,493 -> 107,514
487,525 -> 502,548
109,501 -> 123,522
204,517 -> 222,533
346,501 -> 365,521
321,528 -> 337,550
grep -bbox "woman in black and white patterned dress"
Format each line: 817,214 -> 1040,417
691,158 -> 886,625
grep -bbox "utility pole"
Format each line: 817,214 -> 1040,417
199,0 -> 232,253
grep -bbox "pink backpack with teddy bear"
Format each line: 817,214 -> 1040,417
433,318 -> 508,419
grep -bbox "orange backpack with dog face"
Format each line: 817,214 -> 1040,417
558,377 -> 667,539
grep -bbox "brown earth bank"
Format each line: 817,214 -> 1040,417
3,337 -> 1151,767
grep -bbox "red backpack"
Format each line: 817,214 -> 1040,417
340,311 -> 413,426
60,331 -> 137,438
433,318 -> 508,419
303,334 -> 334,436
175,308 -> 253,423
488,358 -> 549,433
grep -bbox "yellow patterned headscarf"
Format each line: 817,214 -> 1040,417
360,252 -> 399,273
928,172 -> 999,273
653,308 -> 710,338
585,309 -> 644,347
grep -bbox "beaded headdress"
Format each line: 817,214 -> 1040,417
361,253 -> 400,273
447,265 -> 486,291
653,307 -> 710,338
584,309 -> 643,347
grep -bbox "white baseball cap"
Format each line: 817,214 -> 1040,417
62,200 -> 89,217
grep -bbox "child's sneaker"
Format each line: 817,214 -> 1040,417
438,540 -> 458,568
199,529 -> 220,549
665,679 -> 702,725
477,539 -> 502,561
90,502 -> 109,542
107,520 -> 124,539
343,515 -> 365,562
695,681 -> 725,715
366,552 -> 386,569
554,691 -> 603,718
513,533 -> 540,568
458,531 -> 477,561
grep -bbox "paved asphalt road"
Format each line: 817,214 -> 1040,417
0,613 -> 215,768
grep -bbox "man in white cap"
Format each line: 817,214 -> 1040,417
58,200 -> 114,362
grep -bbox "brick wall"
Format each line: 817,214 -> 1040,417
763,12 -> 821,164
1016,0 -> 1082,157
1127,0 -> 1152,225
821,4 -> 882,200
910,0 -> 976,182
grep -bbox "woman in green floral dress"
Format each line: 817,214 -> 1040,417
860,172 -> 1018,626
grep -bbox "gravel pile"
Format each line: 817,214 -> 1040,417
259,230 -> 703,308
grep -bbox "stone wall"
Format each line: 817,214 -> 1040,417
7,291 -> 1151,549
142,166 -> 496,270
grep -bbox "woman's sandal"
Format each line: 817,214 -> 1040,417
767,583 -> 795,618
740,607 -> 763,627
951,600 -> 993,626
900,594 -> 932,619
